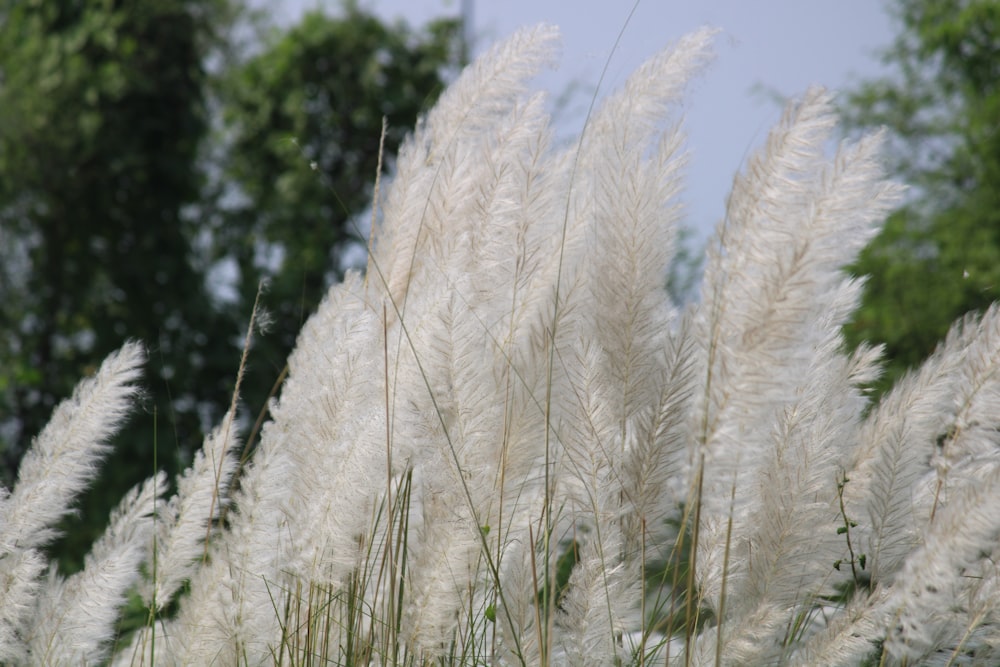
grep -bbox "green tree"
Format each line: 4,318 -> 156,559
0,0 -> 461,569
212,6 -> 461,426
0,0 -> 236,567
844,0 -> 1000,393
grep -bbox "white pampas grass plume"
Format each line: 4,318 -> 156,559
374,24 -> 560,308
845,339 -> 959,585
26,472 -> 162,664
691,90 -> 902,624
887,461 -> 1000,662
144,409 -> 240,610
0,548 -> 45,664
118,412 -> 240,664
580,28 -> 713,431
0,342 -> 144,662
0,341 -> 145,554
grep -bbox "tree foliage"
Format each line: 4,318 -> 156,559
0,0 -> 239,565
843,0 -> 1000,393
0,1 -> 460,568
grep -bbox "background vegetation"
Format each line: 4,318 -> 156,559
843,0 -> 1000,394
0,0 -> 461,569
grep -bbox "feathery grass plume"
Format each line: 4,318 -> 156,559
0,548 -> 45,664
396,288 -> 513,658
374,24 -> 560,309
795,306 -> 1000,665
25,473 -> 162,664
886,459 -> 1000,663
866,305 -> 1000,663
0,341 -> 145,555
108,413 -> 243,664
140,410 -> 240,612
843,326 -> 963,586
548,33 -> 713,659
160,412 -> 296,664
579,31 -> 713,416
267,274 -> 387,585
694,90 -> 842,547
826,306 -> 1000,662
365,26 -> 560,665
148,441 -> 291,664
157,273 -> 390,664
673,104 -> 901,663
931,304 -> 1000,471
787,586 -> 896,667
0,341 -> 145,662
111,410 -> 242,665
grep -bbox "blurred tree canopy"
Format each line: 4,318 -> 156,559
0,0 -> 460,569
843,0 -> 1000,394
0,0 -> 238,566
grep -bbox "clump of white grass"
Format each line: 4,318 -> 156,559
4,24 -> 1000,667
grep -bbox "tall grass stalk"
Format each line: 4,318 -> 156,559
5,23 -> 1000,666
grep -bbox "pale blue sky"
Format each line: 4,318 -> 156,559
262,0 -> 897,242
